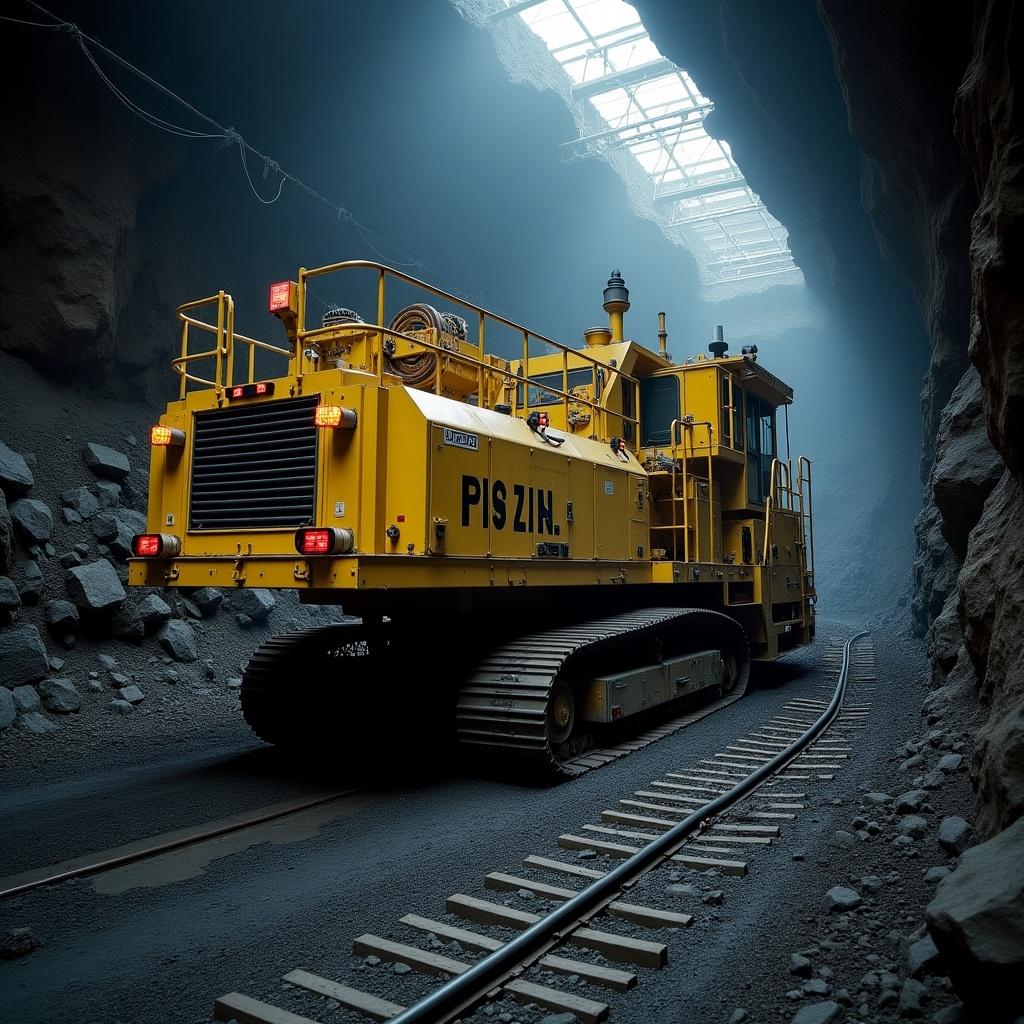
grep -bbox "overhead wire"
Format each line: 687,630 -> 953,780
9,0 -> 502,311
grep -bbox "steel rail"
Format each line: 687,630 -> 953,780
389,630 -> 869,1024
0,787 -> 365,900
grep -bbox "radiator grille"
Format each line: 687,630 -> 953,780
188,395 -> 318,530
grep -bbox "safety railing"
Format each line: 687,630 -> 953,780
761,456 -> 814,571
296,260 -> 640,448
649,418 -> 716,563
172,292 -> 292,400
797,455 -> 815,583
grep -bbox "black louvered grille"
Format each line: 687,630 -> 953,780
188,396 -> 318,530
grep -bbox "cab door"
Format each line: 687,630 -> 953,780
746,394 -> 776,505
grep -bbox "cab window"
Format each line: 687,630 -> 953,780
641,375 -> 680,446
745,394 -> 776,504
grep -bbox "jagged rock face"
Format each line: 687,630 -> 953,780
0,51 -> 178,393
951,0 -> 1024,838
636,0 -> 1023,854
958,471 -> 1024,834
931,367 -> 1004,560
955,0 -> 1024,480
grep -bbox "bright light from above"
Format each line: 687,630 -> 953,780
474,0 -> 801,289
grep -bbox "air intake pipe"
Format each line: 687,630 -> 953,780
709,324 -> 729,359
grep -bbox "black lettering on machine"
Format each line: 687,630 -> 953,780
460,475 -> 559,536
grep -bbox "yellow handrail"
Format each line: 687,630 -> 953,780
296,259 -> 640,447
761,457 -> 803,566
669,418 -> 715,563
168,261 -> 642,444
798,455 -> 815,581
172,294 -> 292,398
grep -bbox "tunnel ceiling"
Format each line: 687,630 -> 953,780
455,0 -> 801,292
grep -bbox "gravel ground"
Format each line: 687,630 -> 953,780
1,617 -> 976,1024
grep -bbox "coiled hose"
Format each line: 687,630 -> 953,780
386,303 -> 445,386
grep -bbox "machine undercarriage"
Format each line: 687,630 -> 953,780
241,604 -> 750,776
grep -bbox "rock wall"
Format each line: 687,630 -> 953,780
0,43 -> 181,396
637,0 -> 1023,836
949,0 -> 1024,844
634,1 -> 1024,1014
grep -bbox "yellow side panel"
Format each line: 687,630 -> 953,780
487,439 -> 536,559
595,469 -> 630,561
531,450 -> 571,550
428,424 -> 491,557
568,459 -> 596,559
382,386 -> 430,556
319,383 -> 365,546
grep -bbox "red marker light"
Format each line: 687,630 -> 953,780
268,280 -> 292,312
299,529 -> 332,554
256,382 -> 268,394
135,534 -> 161,557
231,386 -> 244,399
538,412 -> 549,428
294,527 -> 356,556
131,533 -> 182,558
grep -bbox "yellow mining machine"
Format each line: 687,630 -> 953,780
130,261 -> 815,776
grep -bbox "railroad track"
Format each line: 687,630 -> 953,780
216,632 -> 875,1024
0,788 -> 368,901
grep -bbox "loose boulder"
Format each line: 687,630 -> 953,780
94,480 -> 122,508
39,677 -> 81,713
907,934 -> 942,978
938,817 -> 974,856
109,600 -> 145,643
824,886 -> 861,913
65,560 -> 126,613
927,816 -> 1024,1015
61,486 -> 100,519
234,588 -> 275,622
11,685 -> 40,712
0,625 -> 49,688
8,499 -> 53,545
895,790 -> 931,814
91,511 -> 143,561
899,815 -> 930,840
0,442 -> 34,495
789,1002 -> 843,1024
44,599 -> 80,634
0,575 -> 20,611
158,620 -> 198,662
138,593 -> 172,631
18,560 -> 43,605
190,587 -> 223,616
17,711 -> 57,734
82,442 -> 130,481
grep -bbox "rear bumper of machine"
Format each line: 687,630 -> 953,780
127,553 -> 659,591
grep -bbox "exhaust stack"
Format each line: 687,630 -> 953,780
658,311 -> 669,361
709,324 -> 728,359
602,270 -> 630,343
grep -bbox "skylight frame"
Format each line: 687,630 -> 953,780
501,0 -> 800,287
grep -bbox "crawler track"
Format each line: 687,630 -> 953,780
217,632 -> 875,1024
456,608 -> 750,777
